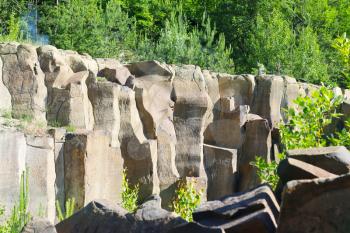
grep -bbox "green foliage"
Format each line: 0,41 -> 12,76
280,86 -> 343,150
0,109 -> 12,119
332,33 -> 350,87
0,171 -> 30,233
0,13 -> 21,42
172,179 -> 202,222
137,12 -> 234,73
56,198 -> 75,222
250,156 -> 279,190
121,169 -> 139,213
96,76 -> 107,82
65,125 -> 76,133
329,119 -> 350,147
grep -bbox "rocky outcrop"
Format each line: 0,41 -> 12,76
22,217 -> 57,233
1,43 -> 347,228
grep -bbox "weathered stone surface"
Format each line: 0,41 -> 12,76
277,158 -> 337,185
281,76 -> 300,122
61,50 -> 98,75
251,75 -> 284,128
0,44 -> 47,122
278,174 -> 350,233
25,135 -> 56,222
238,115 -> 271,192
192,185 -> 278,233
48,128 -> 66,215
56,199 -> 184,233
204,73 -> 253,149
56,200 -> 133,233
22,217 -> 57,233
172,65 -> 209,178
169,222 -> 224,233
0,130 -> 26,221
88,81 -> 121,147
287,146 -> 350,175
0,56 -> 11,110
64,131 -> 123,210
128,61 -> 178,207
118,87 -> 159,200
133,195 -> 185,232
203,144 -> 237,200
47,71 -> 94,130
96,58 -> 131,85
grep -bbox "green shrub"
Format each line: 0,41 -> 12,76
121,169 -> 139,212
332,33 -> 350,88
65,125 -> 76,133
172,179 -> 202,222
0,109 -> 12,119
250,156 -> 279,190
280,86 -> 343,150
0,171 -> 30,233
56,198 -> 75,222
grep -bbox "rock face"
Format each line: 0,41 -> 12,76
3,43 -> 347,229
278,174 -> 350,233
0,43 -> 47,122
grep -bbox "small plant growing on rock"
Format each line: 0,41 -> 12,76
121,169 -> 139,212
250,156 -> 279,190
0,170 -> 30,233
172,179 -> 202,222
56,198 -> 76,222
65,125 -> 76,133
96,76 -> 107,82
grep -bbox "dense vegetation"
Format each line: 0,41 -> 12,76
1,0 -> 350,86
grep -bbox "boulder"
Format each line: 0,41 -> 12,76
25,135 -> 56,222
56,198 -> 184,233
55,200 -> 133,233
278,174 -> 350,233
0,44 -> 47,122
88,81 -> 121,147
287,146 -> 350,175
238,114 -> 271,191
277,158 -> 337,185
281,76 -> 301,122
172,65 -> 210,178
22,217 -> 57,233
133,195 -> 185,232
61,50 -> 98,75
96,58 -> 131,85
64,131 -> 123,210
251,75 -> 284,128
118,87 -> 159,200
203,144 -> 237,200
191,185 -> 278,233
0,130 -> 26,221
169,222 -> 224,233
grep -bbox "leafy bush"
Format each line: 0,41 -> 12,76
0,171 -> 30,233
65,125 -> 76,133
56,198 -> 75,222
332,33 -> 350,88
0,13 -> 21,42
250,156 -> 279,190
121,169 -> 139,212
172,179 -> 202,222
280,86 -> 343,150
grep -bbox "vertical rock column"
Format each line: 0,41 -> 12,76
0,53 -> 11,110
64,131 -> 123,210
0,43 -> 47,122
25,135 -> 56,222
128,61 -> 178,207
0,130 -> 26,221
118,87 -> 159,200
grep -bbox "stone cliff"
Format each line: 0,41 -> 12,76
0,42 -> 339,224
